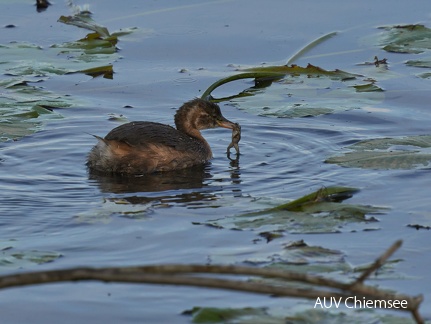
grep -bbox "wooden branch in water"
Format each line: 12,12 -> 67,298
0,241 -> 424,323
354,239 -> 403,284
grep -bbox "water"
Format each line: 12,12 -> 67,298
1,0 -> 431,323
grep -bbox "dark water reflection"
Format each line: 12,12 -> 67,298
89,155 -> 241,193
88,164 -> 213,193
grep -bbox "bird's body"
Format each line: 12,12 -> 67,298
87,99 -> 236,174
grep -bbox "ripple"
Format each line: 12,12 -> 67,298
173,77 -> 197,83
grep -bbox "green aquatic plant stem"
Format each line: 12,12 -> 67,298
200,72 -> 283,100
201,31 -> 339,101
286,31 -> 338,65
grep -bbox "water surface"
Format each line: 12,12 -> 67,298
1,0 -> 431,322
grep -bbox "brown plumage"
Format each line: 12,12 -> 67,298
87,99 -> 236,175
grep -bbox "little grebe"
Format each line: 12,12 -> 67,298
87,98 -> 236,174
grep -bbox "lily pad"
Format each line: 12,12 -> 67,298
325,135 -> 431,169
405,58 -> 431,78
245,241 -> 351,280
0,244 -> 62,270
228,75 -> 384,118
380,24 -> 431,54
0,85 -> 69,141
196,187 -> 385,234
406,57 -> 431,68
0,11 -> 136,141
74,198 -> 154,223
202,63 -> 383,118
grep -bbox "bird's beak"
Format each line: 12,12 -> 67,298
217,116 -> 236,129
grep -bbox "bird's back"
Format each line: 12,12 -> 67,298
87,121 -> 212,174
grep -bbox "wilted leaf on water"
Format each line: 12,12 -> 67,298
196,187 -> 385,234
379,24 -> 431,54
278,240 -> 344,264
226,74 -> 384,118
0,13 -> 136,141
266,187 -> 359,212
58,14 -> 110,38
406,57 -> 431,68
72,64 -> 114,79
405,58 -> 431,78
52,32 -> 118,55
351,83 -> 383,92
74,198 -> 153,223
252,248 -> 402,282
0,87 -> 68,141
0,248 -> 62,270
0,11 -> 136,78
250,243 -> 403,290
242,64 -> 359,81
57,14 -> 138,55
325,135 -> 431,169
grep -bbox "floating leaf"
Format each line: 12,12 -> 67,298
405,58 -> 431,78
0,247 -> 62,270
184,306 -> 270,324
0,86 -> 68,141
74,64 -> 114,79
0,12 -> 136,141
380,24 -> 431,54
201,63 -> 383,118
266,187 -> 359,212
58,14 -> 110,38
255,241 -> 345,265
242,64 -> 359,81
227,74 -> 383,118
74,198 -> 153,223
325,135 -> 431,169
196,187 -> 385,234
351,83 -> 384,92
406,57 -> 431,68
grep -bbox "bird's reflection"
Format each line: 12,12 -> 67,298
88,156 -> 242,208
89,163 -> 212,194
